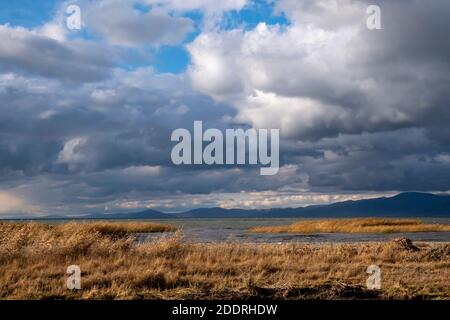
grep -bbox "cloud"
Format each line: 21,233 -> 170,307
142,0 -> 249,30
35,22 -> 68,42
0,192 -> 24,214
57,137 -> 89,171
0,24 -> 114,82
0,0 -> 449,216
144,0 -> 247,12
0,191 -> 40,216
83,0 -> 194,47
187,0 -> 450,143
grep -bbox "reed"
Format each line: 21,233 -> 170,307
249,218 -> 450,234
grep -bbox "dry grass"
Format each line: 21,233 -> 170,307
76,221 -> 177,236
15,220 -> 174,234
250,218 -> 450,234
0,221 -> 176,252
0,221 -> 449,300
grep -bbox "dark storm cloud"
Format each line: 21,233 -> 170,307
290,129 -> 450,192
367,0 -> 450,66
290,0 -> 450,192
0,70 -> 237,177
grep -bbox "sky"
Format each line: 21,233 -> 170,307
0,0 -> 449,217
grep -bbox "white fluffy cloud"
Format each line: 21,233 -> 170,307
187,0 -> 450,140
187,20 -> 365,138
234,90 -> 349,138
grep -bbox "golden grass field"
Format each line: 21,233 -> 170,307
250,218 -> 450,234
0,221 -> 449,300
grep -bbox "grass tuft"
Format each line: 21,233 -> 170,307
249,218 -> 450,234
78,221 -> 177,237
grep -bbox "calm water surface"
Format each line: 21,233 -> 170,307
133,217 -> 450,243
20,217 -> 450,243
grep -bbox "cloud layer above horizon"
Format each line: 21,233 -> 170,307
0,0 -> 449,216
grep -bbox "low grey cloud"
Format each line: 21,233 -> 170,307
0,25 -> 114,82
83,0 -> 194,47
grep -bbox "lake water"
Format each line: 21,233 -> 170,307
133,217 -> 450,243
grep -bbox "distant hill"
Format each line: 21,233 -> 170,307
295,192 -> 450,217
301,192 -> 450,217
7,192 -> 450,220
176,192 -> 450,218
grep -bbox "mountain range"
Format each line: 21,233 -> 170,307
27,192 -> 450,220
